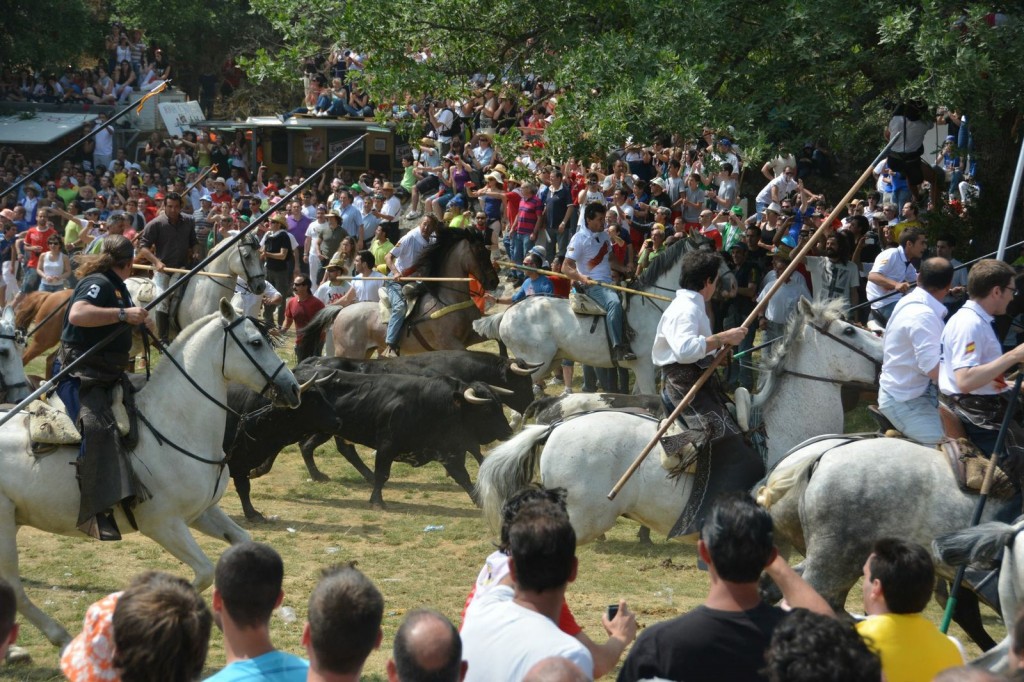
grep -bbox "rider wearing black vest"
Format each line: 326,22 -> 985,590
57,235 -> 153,541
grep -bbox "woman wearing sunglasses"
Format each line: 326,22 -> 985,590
38,235 -> 72,292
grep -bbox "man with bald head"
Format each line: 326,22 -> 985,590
522,657 -> 588,682
877,256 -> 953,446
387,610 -> 465,682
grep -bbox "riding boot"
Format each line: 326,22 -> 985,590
613,344 -> 637,362
402,282 -> 427,299
155,311 -> 170,344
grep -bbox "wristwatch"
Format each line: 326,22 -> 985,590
118,308 -> 127,323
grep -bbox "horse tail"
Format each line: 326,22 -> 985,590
296,305 -> 344,359
15,291 -> 49,331
476,424 -> 551,532
934,519 -> 1024,567
472,312 -> 504,341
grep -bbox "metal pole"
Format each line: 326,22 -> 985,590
608,133 -> 902,500
0,133 -> 368,430
997,136 -> 1024,261
0,82 -> 170,201
940,370 -> 1024,632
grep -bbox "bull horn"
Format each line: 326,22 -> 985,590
509,361 -> 541,376
486,384 -> 515,396
463,387 -> 491,404
298,375 -> 316,394
314,370 -> 338,385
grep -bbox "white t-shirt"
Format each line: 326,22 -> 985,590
566,228 -> 613,283
461,585 -> 593,682
755,175 -> 797,205
235,276 -> 280,318
757,271 -> 811,324
351,272 -> 386,302
315,280 -> 350,304
391,228 -> 435,274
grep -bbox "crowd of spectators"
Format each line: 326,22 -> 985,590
0,23 -> 170,106
5,489 -> 1017,680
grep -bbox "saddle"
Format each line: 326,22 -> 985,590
28,381 -> 137,453
378,287 -> 419,322
570,292 -> 606,316
867,405 -> 1016,497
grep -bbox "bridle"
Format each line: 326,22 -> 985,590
208,234 -> 265,295
779,321 -> 881,390
221,315 -> 287,398
0,327 -> 29,400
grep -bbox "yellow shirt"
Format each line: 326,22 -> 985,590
856,613 -> 963,682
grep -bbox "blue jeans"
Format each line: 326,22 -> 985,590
384,281 -> 406,347
878,385 -> 943,445
52,356 -> 81,422
509,232 -> 532,266
583,284 -> 624,348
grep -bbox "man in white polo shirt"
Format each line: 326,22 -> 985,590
866,226 -> 927,324
877,257 -> 952,445
940,259 -> 1024,465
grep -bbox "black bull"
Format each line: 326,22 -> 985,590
298,350 -> 540,414
223,371 -> 512,520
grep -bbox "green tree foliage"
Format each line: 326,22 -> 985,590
109,0 -> 275,101
249,0 -> 1023,241
0,0 -> 104,72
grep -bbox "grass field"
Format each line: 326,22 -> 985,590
0,338 -> 1004,680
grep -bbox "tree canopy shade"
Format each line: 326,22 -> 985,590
0,0 -> 103,72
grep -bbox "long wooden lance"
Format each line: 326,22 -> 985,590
496,260 -> 673,302
607,132 -> 903,500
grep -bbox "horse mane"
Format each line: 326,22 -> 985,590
410,228 -> 485,292
755,297 -> 846,398
635,238 -> 688,290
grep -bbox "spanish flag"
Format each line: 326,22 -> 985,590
965,341 -> 976,354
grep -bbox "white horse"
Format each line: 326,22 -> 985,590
761,434 -> 1021,624
472,239 -> 737,394
0,307 -> 31,404
477,298 -> 881,543
0,300 -> 301,646
127,231 -> 266,335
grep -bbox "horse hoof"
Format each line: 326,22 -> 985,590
245,512 -> 268,524
311,472 -> 331,483
369,500 -> 386,511
5,646 -> 32,665
596,533 -> 607,542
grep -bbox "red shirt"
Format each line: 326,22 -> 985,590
24,225 -> 56,268
285,295 -> 325,341
504,190 -> 521,225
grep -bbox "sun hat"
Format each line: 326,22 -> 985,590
60,592 -> 121,682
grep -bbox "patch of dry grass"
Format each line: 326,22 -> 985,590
0,338 -> 1003,681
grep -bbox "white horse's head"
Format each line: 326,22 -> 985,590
0,307 -> 31,403
217,233 -> 266,295
759,298 -> 881,393
217,299 -> 299,407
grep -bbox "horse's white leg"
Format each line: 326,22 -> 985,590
141,518 -> 217,592
0,499 -> 71,646
189,506 -> 251,546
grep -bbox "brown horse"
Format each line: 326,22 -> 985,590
296,228 -> 499,359
16,290 -> 74,376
